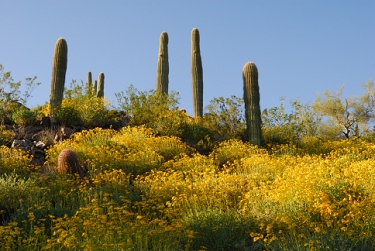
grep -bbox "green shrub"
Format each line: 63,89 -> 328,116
54,105 -> 83,126
11,108 -> 36,126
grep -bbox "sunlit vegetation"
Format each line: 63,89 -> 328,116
1,64 -> 375,249
2,127 -> 375,250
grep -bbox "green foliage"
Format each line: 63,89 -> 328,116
54,105 -> 83,127
262,99 -> 322,145
115,85 -> 188,137
0,64 -> 40,124
42,79 -> 117,128
312,80 -> 375,138
204,95 -> 246,141
11,108 -> 37,126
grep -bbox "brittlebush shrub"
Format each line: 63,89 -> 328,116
0,125 -> 14,146
4,121 -> 375,250
46,126 -> 194,177
38,96 -> 113,128
0,146 -> 31,175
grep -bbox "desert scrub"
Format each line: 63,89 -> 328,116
11,108 -> 36,126
240,146 -> 375,249
46,127 -> 163,176
209,139 -> 265,168
0,173 -> 44,223
0,125 -> 14,146
0,146 -> 31,175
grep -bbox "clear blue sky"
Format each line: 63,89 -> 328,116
1,1 -> 374,116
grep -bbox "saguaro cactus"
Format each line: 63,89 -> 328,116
93,80 -> 98,95
97,72 -> 105,98
49,38 -> 68,121
86,71 -> 93,96
57,148 -> 86,178
156,31 -> 169,94
243,62 -> 263,146
191,28 -> 203,118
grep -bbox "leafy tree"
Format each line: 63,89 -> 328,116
312,80 -> 375,138
262,98 -> 322,145
0,64 -> 40,124
203,95 -> 246,141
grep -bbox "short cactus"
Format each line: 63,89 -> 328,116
57,149 -> 86,177
49,38 -> 68,122
243,62 -> 264,146
191,28 -> 204,118
156,31 -> 169,94
93,80 -> 98,95
97,72 -> 105,98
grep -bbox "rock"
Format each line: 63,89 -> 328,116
11,139 -> 47,167
32,130 -> 54,146
54,127 -> 74,142
11,139 -> 33,151
40,116 -> 51,127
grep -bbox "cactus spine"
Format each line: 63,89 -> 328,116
49,38 -> 68,122
191,28 -> 203,118
243,62 -> 263,146
97,72 -> 105,98
57,148 -> 86,178
156,31 -> 169,94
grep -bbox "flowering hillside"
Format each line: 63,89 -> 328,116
1,126 -> 375,250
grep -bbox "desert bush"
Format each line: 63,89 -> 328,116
3,116 -> 375,250
116,86 -> 191,137
209,139 -> 264,168
11,108 -> 36,126
0,146 -> 31,175
203,95 -> 246,141
0,125 -> 14,146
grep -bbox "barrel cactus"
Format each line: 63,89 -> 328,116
156,31 -> 169,94
191,28 -> 204,118
97,72 -> 105,98
49,38 -> 68,123
57,148 -> 86,178
243,62 -> 264,146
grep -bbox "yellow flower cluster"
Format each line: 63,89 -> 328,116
2,128 -> 375,250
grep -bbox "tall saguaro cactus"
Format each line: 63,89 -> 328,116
86,71 -> 93,96
243,62 -> 263,146
191,28 -> 203,118
97,72 -> 105,98
156,31 -> 169,94
49,38 -> 68,121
